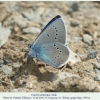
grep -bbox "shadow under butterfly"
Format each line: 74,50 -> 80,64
27,15 -> 70,68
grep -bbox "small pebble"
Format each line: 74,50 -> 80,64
94,75 -> 100,81
27,82 -> 33,89
72,36 -> 82,42
94,68 -> 100,74
0,59 -> 4,66
23,79 -> 27,84
94,62 -> 100,70
18,80 -> 23,86
82,34 -> 93,45
71,2 -> 79,11
67,8 -> 73,15
4,59 -> 13,65
67,50 -> 81,66
1,65 -> 12,75
0,22 -> 11,47
13,62 -> 22,68
87,50 -> 98,59
98,59 -> 100,63
70,20 -> 79,27
22,27 -> 41,34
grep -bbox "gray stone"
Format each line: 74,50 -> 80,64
22,27 -> 41,34
4,13 -> 33,28
70,20 -> 79,27
94,68 -> 100,81
94,63 -> 100,70
67,50 -> 81,66
13,62 -> 22,68
1,65 -> 12,75
23,79 -> 27,84
22,7 -> 44,22
71,2 -> 79,11
5,2 -> 20,12
72,36 -> 82,42
94,75 -> 100,81
0,59 -> 4,66
4,59 -> 13,66
0,22 -> 11,47
98,59 -> 100,63
87,50 -> 98,59
22,10 -> 35,21
83,34 -> 93,45
94,68 -> 100,74
67,8 -> 73,15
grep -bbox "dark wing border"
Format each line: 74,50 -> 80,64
40,15 -> 61,34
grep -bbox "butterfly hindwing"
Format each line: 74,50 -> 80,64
35,42 -> 70,68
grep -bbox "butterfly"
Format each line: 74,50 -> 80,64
27,15 -> 70,68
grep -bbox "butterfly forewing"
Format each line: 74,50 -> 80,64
33,16 -> 67,46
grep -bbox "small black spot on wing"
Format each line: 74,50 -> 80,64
47,34 -> 50,37
55,37 -> 57,40
56,33 -> 58,35
54,44 -> 56,46
52,25 -> 59,42
56,30 -> 58,32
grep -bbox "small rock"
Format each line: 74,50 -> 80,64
18,80 -> 23,86
94,62 -> 100,70
23,79 -> 27,84
87,50 -> 98,59
94,68 -> 100,81
22,10 -> 35,21
94,68 -> 100,74
70,20 -> 79,27
1,65 -> 12,75
82,34 -> 94,45
9,89 -> 19,92
4,13 -> 33,28
24,75 -> 29,79
98,59 -> 100,63
26,82 -> 33,89
22,27 -> 41,34
94,75 -> 100,81
67,8 -> 73,15
22,8 -> 44,22
72,36 -> 82,42
55,72 -> 80,89
13,62 -> 22,68
67,50 -> 81,66
71,2 -> 79,11
22,75 -> 29,79
0,59 -> 4,66
58,72 -> 80,80
0,22 -> 11,47
4,59 -> 13,66
6,2 -> 19,12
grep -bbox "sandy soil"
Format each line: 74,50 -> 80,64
0,1 -> 100,92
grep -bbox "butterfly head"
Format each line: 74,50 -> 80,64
27,44 -> 36,58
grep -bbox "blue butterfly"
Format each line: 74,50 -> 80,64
28,15 -> 70,68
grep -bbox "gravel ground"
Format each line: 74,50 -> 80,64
0,1 -> 100,92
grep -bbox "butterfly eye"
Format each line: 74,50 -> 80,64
28,44 -> 32,49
